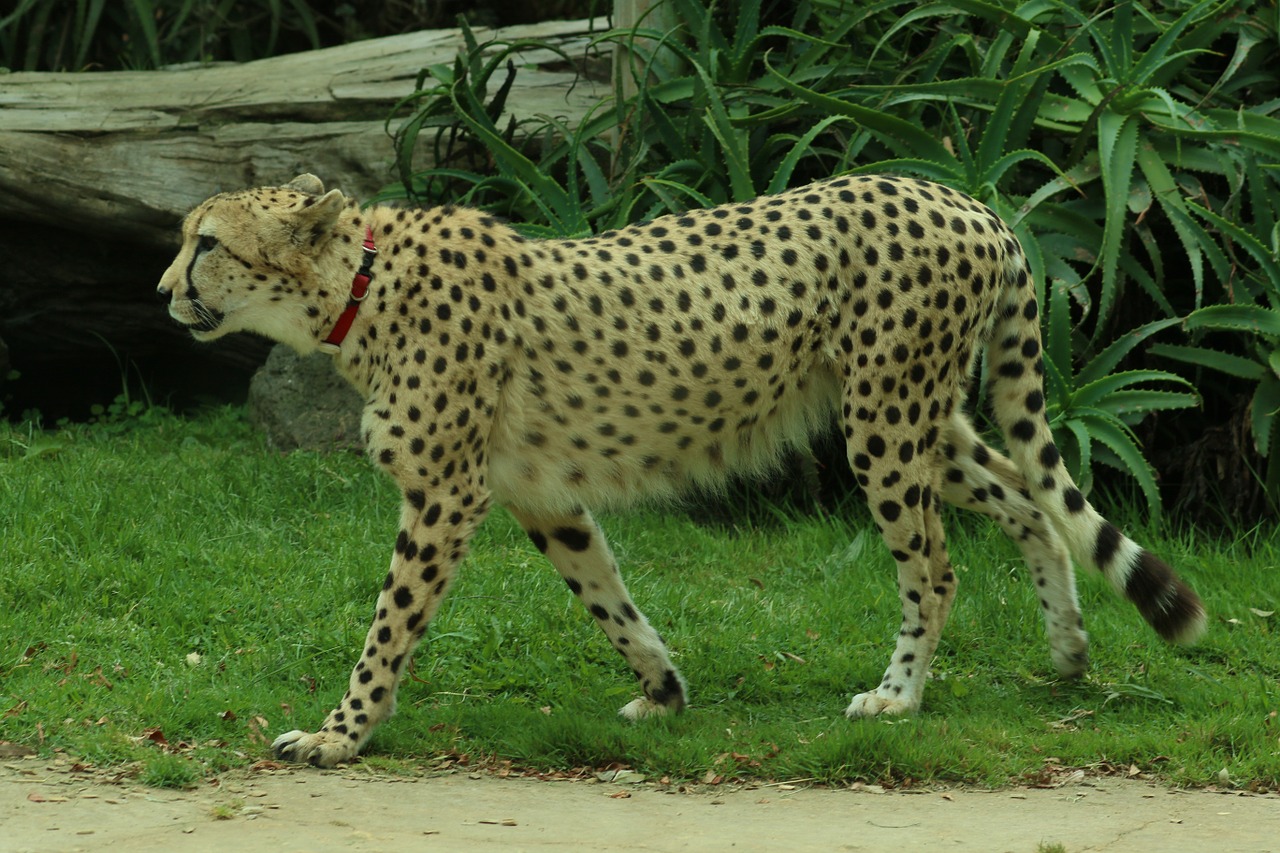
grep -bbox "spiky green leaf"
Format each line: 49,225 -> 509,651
1149,343 -> 1268,381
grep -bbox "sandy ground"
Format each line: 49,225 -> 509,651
2,755 -> 1275,853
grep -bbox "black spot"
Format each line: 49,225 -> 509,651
649,669 -> 684,706
1010,419 -> 1036,442
1094,522 -> 1122,568
1039,443 -> 1061,468
552,527 -> 592,552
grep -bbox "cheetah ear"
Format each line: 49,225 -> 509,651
290,188 -> 346,249
284,174 -> 325,196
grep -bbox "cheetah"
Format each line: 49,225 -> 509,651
158,173 -> 1206,767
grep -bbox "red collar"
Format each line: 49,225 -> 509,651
319,226 -> 377,353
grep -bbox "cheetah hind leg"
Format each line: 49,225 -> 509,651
507,506 -> 687,719
845,495 -> 957,719
845,466 -> 955,719
938,415 -> 1090,678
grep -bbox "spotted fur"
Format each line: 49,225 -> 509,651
158,173 -> 1206,767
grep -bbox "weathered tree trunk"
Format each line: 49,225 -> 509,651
0,18 -> 606,419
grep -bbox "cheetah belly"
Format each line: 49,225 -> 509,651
486,349 -> 841,514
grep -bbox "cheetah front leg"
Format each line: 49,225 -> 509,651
273,489 -> 489,766
507,506 -> 687,718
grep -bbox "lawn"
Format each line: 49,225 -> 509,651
1,408 -> 1276,789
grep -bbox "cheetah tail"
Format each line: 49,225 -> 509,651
985,254 -> 1207,645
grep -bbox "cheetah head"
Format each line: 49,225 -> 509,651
158,174 -> 357,353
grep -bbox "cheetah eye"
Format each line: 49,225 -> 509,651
196,234 -> 219,254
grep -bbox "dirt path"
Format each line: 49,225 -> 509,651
3,756 -> 1274,853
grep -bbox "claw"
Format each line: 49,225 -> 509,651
270,729 -> 358,768
845,691 -> 917,718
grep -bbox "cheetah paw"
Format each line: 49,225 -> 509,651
272,729 -> 361,768
1049,631 -> 1090,679
618,697 -> 676,720
844,691 -> 917,719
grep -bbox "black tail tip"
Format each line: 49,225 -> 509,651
1127,551 -> 1207,645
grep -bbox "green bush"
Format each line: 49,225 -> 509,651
384,0 -> 1279,518
0,0 -> 323,70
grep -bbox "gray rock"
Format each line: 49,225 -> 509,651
247,345 -> 364,451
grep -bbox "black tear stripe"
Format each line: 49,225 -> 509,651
184,246 -> 202,298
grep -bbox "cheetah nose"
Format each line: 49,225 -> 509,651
157,284 -> 171,302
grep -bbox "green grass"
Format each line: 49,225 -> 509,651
1,408 -> 1277,789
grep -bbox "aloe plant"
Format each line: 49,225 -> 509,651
1155,307 -> 1280,481
380,5 -> 861,233
1041,290 -> 1198,516
1144,131 -> 1280,507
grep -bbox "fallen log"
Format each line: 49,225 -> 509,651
0,17 -> 607,244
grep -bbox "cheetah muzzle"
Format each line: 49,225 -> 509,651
158,172 -> 1207,767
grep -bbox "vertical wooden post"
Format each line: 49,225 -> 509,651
613,0 -> 684,101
